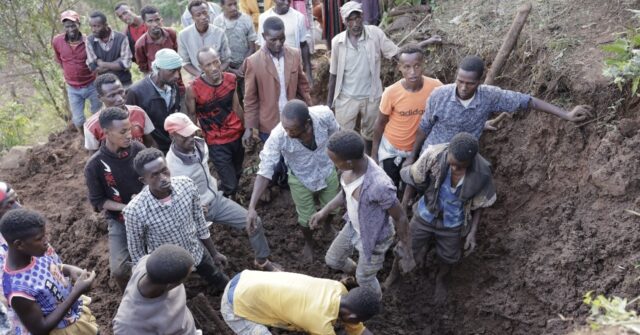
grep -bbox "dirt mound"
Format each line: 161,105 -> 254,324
2,0 -> 640,334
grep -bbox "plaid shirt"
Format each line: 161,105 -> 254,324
123,176 -> 210,264
419,84 -> 531,146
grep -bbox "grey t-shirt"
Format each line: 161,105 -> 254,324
178,24 -> 231,72
212,13 -> 257,67
112,256 -> 197,335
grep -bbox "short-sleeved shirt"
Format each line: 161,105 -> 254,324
231,270 -> 365,335
330,25 -> 398,103
191,73 -> 244,145
257,106 -> 339,191
3,247 -> 81,330
380,76 -> 443,151
341,33 -> 370,98
112,256 -> 196,334
83,105 -> 155,151
419,84 -> 531,146
123,176 -> 210,265
258,8 -> 308,48
212,13 -> 257,66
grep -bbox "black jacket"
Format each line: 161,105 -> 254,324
126,76 -> 181,152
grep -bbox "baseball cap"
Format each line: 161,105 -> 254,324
164,113 -> 200,137
340,1 -> 363,22
60,10 -> 80,23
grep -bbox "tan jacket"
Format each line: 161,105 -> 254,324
244,46 -> 312,134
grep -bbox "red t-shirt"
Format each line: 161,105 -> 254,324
127,24 -> 147,44
84,105 -> 152,150
191,73 -> 244,145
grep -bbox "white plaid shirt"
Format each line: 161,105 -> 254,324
123,176 -> 210,264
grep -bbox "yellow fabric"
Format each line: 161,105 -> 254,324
239,0 -> 261,30
50,296 -> 98,335
233,271 -> 365,335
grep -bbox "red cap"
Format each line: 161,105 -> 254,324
60,10 -> 80,23
164,113 -> 200,137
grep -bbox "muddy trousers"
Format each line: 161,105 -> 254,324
325,221 -> 394,297
205,194 -> 271,259
221,284 -> 272,335
107,219 -> 132,287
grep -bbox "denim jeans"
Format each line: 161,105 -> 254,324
67,83 -> 102,126
325,220 -> 394,297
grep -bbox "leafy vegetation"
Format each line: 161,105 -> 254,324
583,291 -> 640,333
601,9 -> 640,95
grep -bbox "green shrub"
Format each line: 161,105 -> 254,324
601,10 -> 640,95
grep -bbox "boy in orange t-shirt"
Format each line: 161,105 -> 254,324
372,44 -> 443,186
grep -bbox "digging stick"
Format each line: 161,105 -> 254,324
485,3 -> 533,128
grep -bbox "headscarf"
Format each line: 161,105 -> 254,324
151,48 -> 183,74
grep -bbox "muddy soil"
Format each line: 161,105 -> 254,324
2,0 -> 640,334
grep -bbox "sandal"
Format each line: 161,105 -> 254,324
254,259 -> 283,272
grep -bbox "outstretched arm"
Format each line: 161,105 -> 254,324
529,97 -> 592,123
464,208 -> 482,256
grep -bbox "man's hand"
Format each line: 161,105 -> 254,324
246,208 -> 259,234
464,233 -> 477,257
245,214 -> 258,236
72,270 -> 96,294
308,209 -> 328,230
66,265 -> 85,282
242,128 -> 259,148
212,251 -> 228,268
426,34 -> 442,45
567,105 -> 593,123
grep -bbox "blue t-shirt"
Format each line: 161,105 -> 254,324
417,168 -> 465,228
3,247 -> 82,330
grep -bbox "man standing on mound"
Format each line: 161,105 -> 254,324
406,55 -> 593,163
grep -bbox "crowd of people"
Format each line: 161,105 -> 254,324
0,0 -> 594,334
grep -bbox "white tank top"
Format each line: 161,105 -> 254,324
341,174 -> 365,239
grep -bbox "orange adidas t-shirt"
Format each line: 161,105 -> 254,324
379,76 -> 443,151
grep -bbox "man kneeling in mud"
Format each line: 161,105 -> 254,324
385,132 -> 496,303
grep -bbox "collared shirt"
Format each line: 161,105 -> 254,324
258,106 -> 339,191
51,33 -> 96,88
123,176 -> 210,265
149,76 -> 173,108
257,8 -> 308,48
270,51 -> 288,113
212,13 -> 257,66
341,31 -> 370,98
85,29 -> 133,70
419,84 -> 532,147
417,168 -> 465,228
134,28 -> 179,73
330,25 -> 398,103
178,24 -> 231,72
